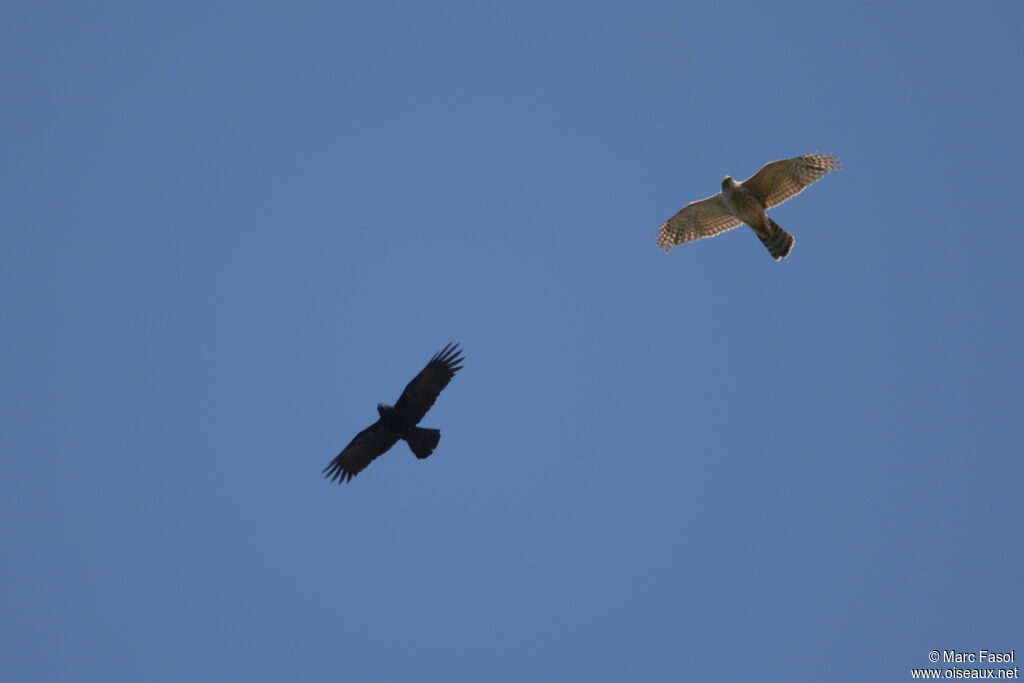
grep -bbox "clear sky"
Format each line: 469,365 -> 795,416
2,2 -> 1021,681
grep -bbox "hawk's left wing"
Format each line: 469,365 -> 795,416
322,419 -> 401,483
657,194 -> 743,253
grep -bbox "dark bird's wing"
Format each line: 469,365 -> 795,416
322,419 -> 401,483
740,153 -> 841,210
393,342 -> 464,424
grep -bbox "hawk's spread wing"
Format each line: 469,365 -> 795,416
393,342 -> 464,424
656,194 -> 743,253
740,153 -> 841,210
322,420 -> 401,483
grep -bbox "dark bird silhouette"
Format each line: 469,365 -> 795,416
322,343 -> 465,483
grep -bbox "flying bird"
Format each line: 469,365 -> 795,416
322,343 -> 464,483
656,153 -> 840,260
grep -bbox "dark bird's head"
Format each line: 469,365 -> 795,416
376,402 -> 393,417
721,175 -> 737,191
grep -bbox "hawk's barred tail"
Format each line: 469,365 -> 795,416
405,427 -> 441,459
759,218 -> 795,261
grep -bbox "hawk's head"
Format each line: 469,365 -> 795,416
721,176 -> 738,191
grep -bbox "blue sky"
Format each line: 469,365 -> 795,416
2,2 -> 1021,681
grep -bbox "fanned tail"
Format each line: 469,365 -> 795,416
404,427 -> 440,459
757,218 -> 795,261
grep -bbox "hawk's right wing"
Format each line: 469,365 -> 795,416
393,343 -> 464,425
741,153 -> 840,210
656,194 -> 742,253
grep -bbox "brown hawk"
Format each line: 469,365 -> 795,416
656,153 -> 840,260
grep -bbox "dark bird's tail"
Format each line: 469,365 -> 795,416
404,427 -> 440,459
757,218 -> 795,260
